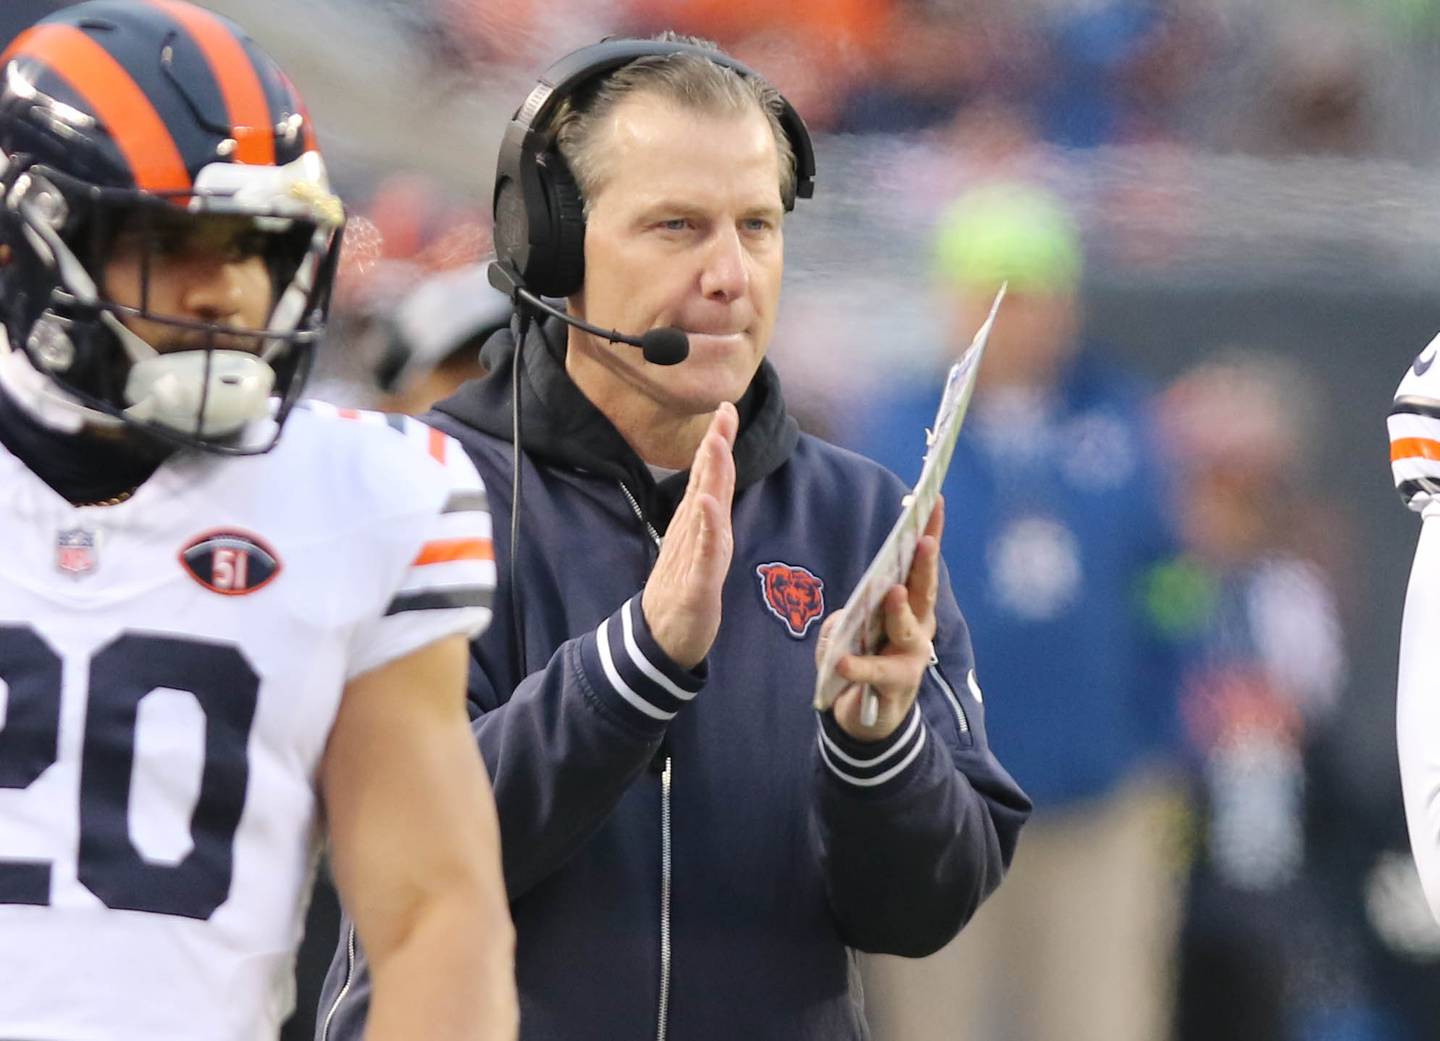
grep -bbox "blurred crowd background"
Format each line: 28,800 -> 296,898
8,0 -> 1440,1038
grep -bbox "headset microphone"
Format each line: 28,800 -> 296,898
488,261 -> 690,366
633,326 -> 689,367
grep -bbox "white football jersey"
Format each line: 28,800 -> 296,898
1398,509 -> 1440,926
1394,336 -> 1440,925
0,404 -> 494,1041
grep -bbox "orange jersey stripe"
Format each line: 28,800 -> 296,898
412,538 -> 494,566
428,426 -> 448,464
1392,437 -> 1440,463
2,25 -> 189,192
150,0 -> 275,166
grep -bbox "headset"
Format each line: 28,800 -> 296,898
490,37 -> 817,300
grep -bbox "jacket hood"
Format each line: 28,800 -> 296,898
429,314 -> 799,526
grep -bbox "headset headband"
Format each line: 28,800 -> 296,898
491,38 -> 816,299
510,39 -> 815,202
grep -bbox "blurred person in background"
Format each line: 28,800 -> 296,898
1160,355 -> 1371,1041
354,263 -> 507,415
828,0 -> 1001,135
1036,0 -> 1216,149
620,0 -> 891,131
1243,15 -> 1377,157
307,175 -> 499,412
847,182 -> 1184,1041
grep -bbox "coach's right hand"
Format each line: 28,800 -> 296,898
642,403 -> 738,669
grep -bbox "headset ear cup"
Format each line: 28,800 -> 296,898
492,175 -> 531,280
532,152 -> 586,298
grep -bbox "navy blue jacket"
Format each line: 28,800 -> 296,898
317,319 -> 1030,1041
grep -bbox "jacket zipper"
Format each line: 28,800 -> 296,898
618,481 -> 673,1040
318,921 -> 357,1041
929,663 -> 971,738
618,480 -> 663,549
656,755 -> 674,1041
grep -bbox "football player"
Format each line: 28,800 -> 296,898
1390,332 -> 1440,925
0,3 -> 516,1039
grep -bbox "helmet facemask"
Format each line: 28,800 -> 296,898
0,150 -> 343,454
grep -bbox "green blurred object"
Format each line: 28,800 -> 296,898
1142,558 -> 1217,639
1340,0 -> 1440,35
932,183 -> 1083,292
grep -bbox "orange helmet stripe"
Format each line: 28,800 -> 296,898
1,24 -> 189,192
148,0 -> 276,166
1392,437 -> 1440,463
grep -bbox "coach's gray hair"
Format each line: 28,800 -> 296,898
551,33 -> 798,214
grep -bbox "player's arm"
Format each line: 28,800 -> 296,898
322,633 -> 517,1041
1398,511 -> 1440,924
1390,338 -> 1440,923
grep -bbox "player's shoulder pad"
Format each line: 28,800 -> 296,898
1394,332 -> 1440,407
1388,333 -> 1440,514
294,400 -> 485,497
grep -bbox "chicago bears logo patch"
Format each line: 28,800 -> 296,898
756,562 -> 825,638
179,531 -> 281,596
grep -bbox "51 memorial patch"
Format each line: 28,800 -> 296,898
180,531 -> 281,595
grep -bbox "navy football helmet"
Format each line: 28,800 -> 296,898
0,0 -> 344,452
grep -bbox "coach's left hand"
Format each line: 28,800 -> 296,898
820,498 -> 944,742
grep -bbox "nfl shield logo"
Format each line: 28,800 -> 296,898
56,528 -> 97,577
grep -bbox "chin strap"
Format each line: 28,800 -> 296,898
4,317 -> 279,442
122,348 -> 276,438
91,309 -> 278,438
